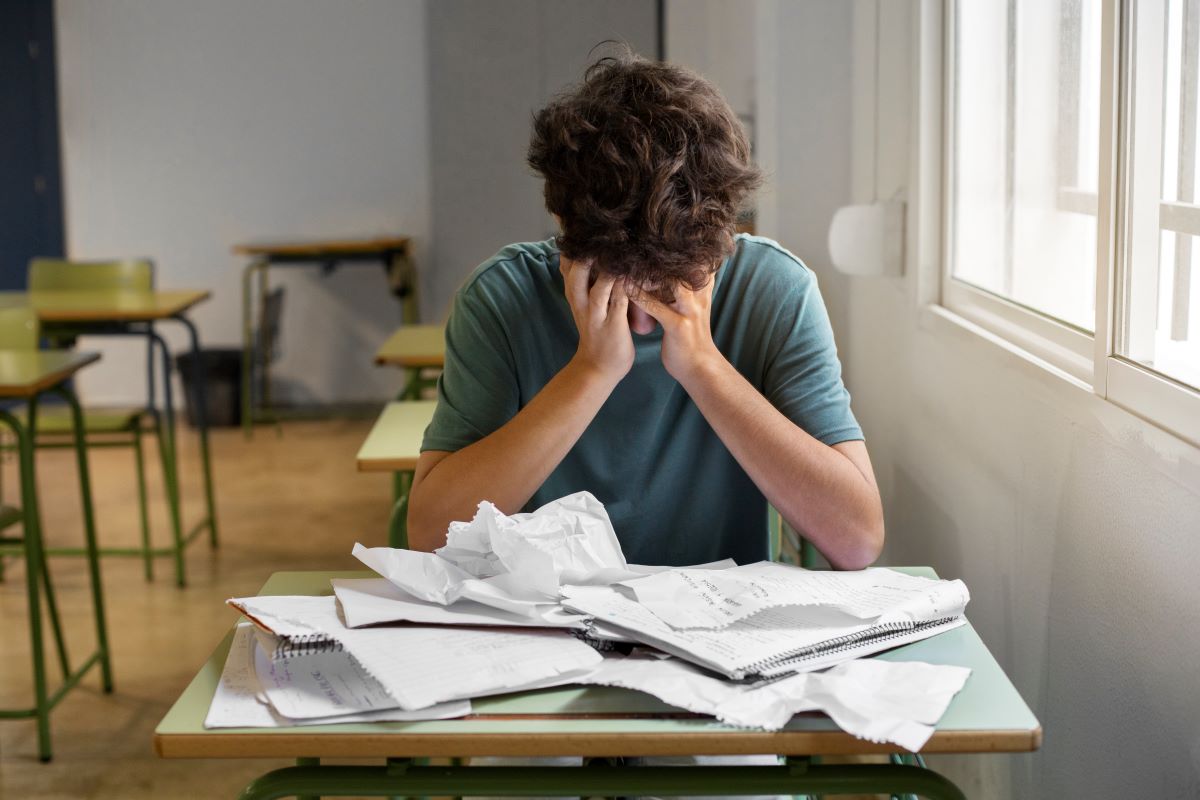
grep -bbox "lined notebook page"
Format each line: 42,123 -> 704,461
229,594 -> 601,710
562,585 -> 958,680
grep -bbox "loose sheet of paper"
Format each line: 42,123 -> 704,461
204,624 -> 470,728
331,578 -> 587,629
619,562 -> 970,629
229,595 -> 602,710
573,651 -> 971,751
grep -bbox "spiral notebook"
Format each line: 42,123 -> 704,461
560,584 -> 967,682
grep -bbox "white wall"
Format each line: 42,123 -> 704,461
665,0 -> 756,119
55,0 -> 431,405
425,0 -> 658,318
758,2 -> 1200,797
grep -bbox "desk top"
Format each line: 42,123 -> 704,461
233,237 -> 411,258
0,350 -> 100,397
155,569 -> 1041,760
374,324 -> 445,368
0,290 -> 210,322
356,400 -> 438,472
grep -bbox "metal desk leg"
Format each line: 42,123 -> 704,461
387,492 -> 410,550
0,406 -> 53,760
147,330 -> 186,585
241,257 -> 268,439
236,763 -> 969,800
174,313 -> 220,549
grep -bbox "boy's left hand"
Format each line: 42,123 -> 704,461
629,278 -> 724,384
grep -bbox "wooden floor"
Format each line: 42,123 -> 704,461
0,418 -> 392,799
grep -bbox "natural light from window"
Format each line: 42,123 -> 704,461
949,0 -> 1100,333
1121,0 -> 1200,390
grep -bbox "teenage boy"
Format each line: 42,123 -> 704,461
409,51 -> 883,570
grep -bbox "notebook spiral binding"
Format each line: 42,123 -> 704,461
273,633 -> 344,659
744,616 -> 960,676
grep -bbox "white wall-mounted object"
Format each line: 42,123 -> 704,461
827,199 -> 905,277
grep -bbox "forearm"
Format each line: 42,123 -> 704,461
680,357 -> 884,570
407,359 -> 617,551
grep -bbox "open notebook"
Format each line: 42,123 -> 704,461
561,563 -> 970,682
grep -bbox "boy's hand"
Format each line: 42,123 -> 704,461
630,277 -> 723,384
561,256 -> 634,384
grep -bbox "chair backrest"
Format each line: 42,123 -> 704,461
28,258 -> 154,292
257,286 -> 286,364
0,306 -> 40,350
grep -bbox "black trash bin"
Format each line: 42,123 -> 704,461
175,348 -> 242,428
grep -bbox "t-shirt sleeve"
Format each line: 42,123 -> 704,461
762,272 -> 863,446
420,284 -> 520,453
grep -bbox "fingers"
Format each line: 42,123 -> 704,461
628,285 -> 674,324
607,285 -> 630,328
589,274 -> 618,325
560,257 -> 590,311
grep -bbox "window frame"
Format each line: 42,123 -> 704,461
933,0 -> 1200,447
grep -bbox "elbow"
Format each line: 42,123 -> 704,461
827,510 -> 885,571
405,492 -> 442,553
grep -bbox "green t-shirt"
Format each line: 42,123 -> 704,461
422,234 -> 862,566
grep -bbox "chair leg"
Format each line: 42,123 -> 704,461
54,385 -> 113,694
174,314 -> 219,548
133,424 -> 153,581
153,408 -> 186,588
38,556 -> 71,680
387,494 -> 410,550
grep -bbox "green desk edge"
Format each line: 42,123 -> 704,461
155,567 -> 1040,758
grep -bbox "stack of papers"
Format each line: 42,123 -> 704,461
212,492 -> 975,750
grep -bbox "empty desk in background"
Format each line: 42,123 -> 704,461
374,323 -> 445,399
356,400 -> 437,547
234,237 -> 416,435
154,568 -> 1042,800
0,349 -> 112,762
0,289 -> 219,587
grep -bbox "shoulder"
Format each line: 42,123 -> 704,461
721,234 -> 819,303
457,239 -> 560,306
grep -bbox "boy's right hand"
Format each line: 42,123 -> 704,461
560,256 -> 634,385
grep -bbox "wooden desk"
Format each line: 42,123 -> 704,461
356,400 -> 437,473
234,237 -> 412,262
155,569 -> 1040,799
235,236 -> 416,436
0,289 -> 210,323
0,290 -> 219,587
374,324 -> 445,368
0,351 -> 100,396
0,349 -> 112,762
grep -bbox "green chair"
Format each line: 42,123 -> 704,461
0,305 -> 113,761
15,259 -> 191,585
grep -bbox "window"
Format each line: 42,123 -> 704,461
949,0 -> 1100,332
1120,0 -> 1200,390
941,0 -> 1200,445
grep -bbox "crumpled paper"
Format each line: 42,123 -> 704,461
577,651 -> 971,751
354,491 -> 633,616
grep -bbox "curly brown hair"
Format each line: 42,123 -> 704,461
528,47 -> 761,297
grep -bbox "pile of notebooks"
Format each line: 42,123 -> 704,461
209,492 -> 973,749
